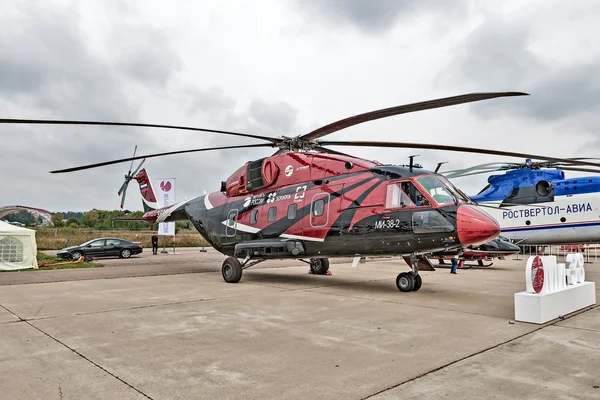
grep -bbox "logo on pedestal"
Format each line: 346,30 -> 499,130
531,256 -> 545,293
160,181 -> 172,192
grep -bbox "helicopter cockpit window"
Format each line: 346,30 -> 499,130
415,175 -> 459,205
412,211 -> 454,233
386,181 -> 429,209
437,175 -> 471,202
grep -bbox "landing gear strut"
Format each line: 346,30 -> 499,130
396,254 -> 422,292
221,256 -> 266,283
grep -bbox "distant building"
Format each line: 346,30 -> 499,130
0,206 -> 53,226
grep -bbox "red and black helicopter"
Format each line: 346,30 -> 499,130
5,91 -> 600,292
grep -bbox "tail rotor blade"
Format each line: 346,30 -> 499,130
131,158 -> 146,178
120,185 -> 128,209
128,145 -> 138,175
117,180 -> 128,196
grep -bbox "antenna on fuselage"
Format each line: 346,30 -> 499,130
409,155 -> 419,171
435,161 -> 448,173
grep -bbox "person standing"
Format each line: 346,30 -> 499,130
450,255 -> 459,274
151,233 -> 159,255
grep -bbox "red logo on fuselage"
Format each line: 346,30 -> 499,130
532,256 -> 545,293
160,181 -> 172,192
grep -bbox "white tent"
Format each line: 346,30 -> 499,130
0,220 -> 38,270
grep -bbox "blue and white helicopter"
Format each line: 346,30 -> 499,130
441,158 -> 600,245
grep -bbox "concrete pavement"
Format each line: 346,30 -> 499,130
0,249 -> 598,399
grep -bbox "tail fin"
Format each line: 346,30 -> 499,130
134,168 -> 160,212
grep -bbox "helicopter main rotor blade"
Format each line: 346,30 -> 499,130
557,166 -> 600,174
317,140 -> 600,169
444,169 -> 509,179
440,162 -> 521,174
0,118 -> 281,144
441,158 -> 600,179
300,92 -> 529,141
50,143 -> 275,173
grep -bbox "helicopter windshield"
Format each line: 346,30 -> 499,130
415,175 -> 468,205
437,175 -> 471,203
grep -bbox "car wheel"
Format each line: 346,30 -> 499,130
120,249 -> 131,259
72,251 -> 83,261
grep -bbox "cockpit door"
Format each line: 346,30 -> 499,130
310,192 -> 330,228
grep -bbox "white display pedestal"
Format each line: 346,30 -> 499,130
514,282 -> 596,324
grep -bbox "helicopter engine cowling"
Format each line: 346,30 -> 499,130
224,157 -> 279,196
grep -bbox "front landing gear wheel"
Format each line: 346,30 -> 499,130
310,258 -> 329,275
396,272 -> 415,292
222,257 -> 242,283
412,274 -> 422,292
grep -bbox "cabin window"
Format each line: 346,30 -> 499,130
313,199 -> 325,216
386,181 -> 429,208
268,206 -> 277,222
287,204 -> 297,219
411,211 -> 454,234
250,209 -> 258,224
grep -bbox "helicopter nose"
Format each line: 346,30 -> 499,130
456,204 -> 500,246
498,239 -> 521,252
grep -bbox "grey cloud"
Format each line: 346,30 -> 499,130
295,0 -> 467,33
439,21 -> 541,89
112,24 -> 183,88
183,89 -> 300,140
438,14 -> 600,129
0,2 -> 291,212
0,2 -> 189,211
0,4 -> 136,120
185,86 -> 237,116
248,98 -> 298,135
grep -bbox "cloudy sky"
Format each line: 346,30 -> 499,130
2,0 -> 600,213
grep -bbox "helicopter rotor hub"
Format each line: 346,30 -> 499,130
277,136 -> 318,152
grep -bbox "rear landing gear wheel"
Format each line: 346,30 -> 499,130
310,258 -> 329,275
412,274 -> 422,292
396,272 -> 414,292
222,257 -> 242,283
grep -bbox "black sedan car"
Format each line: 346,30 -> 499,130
57,237 -> 143,261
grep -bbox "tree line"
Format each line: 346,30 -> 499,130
2,209 -> 193,231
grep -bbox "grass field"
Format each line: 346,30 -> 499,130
36,252 -> 101,269
34,227 -> 211,250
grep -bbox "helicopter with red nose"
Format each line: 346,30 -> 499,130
5,91 -> 600,292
